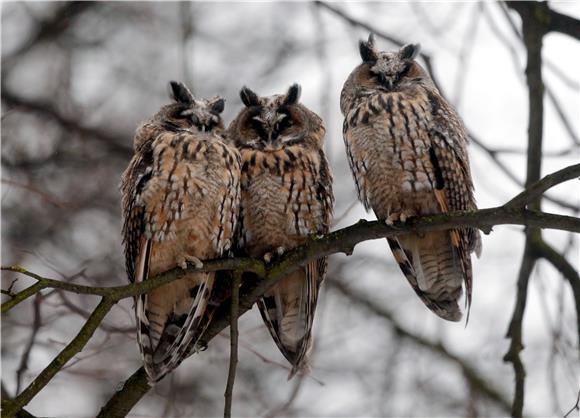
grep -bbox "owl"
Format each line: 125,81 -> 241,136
227,84 -> 334,376
340,35 -> 481,321
121,81 -> 241,382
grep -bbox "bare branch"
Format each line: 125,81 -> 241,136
2,297 -> 115,418
563,389 -> 580,418
15,294 -> 43,394
224,271 -> 242,418
3,206 -> 580,315
548,8 -> 580,40
506,163 -> 580,209
504,3 -> 549,417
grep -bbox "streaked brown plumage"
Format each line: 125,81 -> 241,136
121,81 -> 241,382
341,35 -> 481,321
227,84 -> 334,376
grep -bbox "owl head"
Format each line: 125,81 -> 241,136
228,84 -> 325,151
151,81 -> 225,134
341,35 -> 432,114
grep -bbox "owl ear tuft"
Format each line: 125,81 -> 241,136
210,97 -> 225,114
399,43 -> 421,60
169,81 -> 194,104
240,86 -> 260,107
359,33 -> 378,63
284,83 -> 301,105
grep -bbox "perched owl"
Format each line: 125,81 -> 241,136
121,81 -> 241,382
341,35 -> 481,321
227,84 -> 334,376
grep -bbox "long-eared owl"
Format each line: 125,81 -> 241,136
227,84 -> 334,376
341,35 -> 481,321
121,81 -> 241,382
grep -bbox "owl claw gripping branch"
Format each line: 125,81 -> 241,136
341,34 -> 482,322
121,81 -> 241,382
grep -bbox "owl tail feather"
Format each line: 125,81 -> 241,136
137,272 -> 216,383
387,231 -> 466,322
257,268 -> 316,378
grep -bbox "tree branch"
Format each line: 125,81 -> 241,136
2,297 -> 115,418
3,208 -> 580,316
504,3 -> 548,417
224,271 -> 241,418
505,163 -> 580,209
548,8 -> 580,40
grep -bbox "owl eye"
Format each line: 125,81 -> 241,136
275,115 -> 292,133
398,64 -> 411,80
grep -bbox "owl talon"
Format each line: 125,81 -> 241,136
276,246 -> 285,256
186,255 -> 204,269
263,252 -> 273,263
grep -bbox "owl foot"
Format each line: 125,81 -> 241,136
178,255 -> 204,270
263,247 -> 285,263
385,209 -> 417,225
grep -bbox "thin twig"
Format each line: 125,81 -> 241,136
563,389 -> 580,418
224,271 -> 242,418
15,293 -> 43,394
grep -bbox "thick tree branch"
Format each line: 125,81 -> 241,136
548,8 -> 580,40
3,205 -> 580,316
3,208 -> 580,315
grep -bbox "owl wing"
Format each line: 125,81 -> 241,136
428,121 -> 481,318
121,140 -> 153,285
343,116 -> 371,210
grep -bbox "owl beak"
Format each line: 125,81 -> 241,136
379,74 -> 394,90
